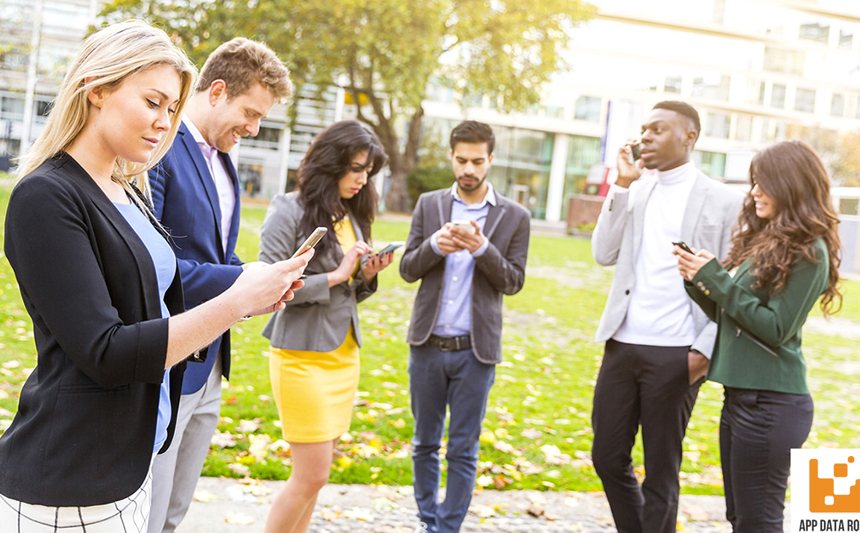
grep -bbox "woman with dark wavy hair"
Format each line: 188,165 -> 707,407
258,119 -> 392,533
674,140 -> 841,532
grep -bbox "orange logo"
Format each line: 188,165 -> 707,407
810,456 -> 860,512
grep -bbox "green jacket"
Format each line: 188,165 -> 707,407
686,239 -> 829,394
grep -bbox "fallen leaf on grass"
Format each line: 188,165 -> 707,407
227,463 -> 250,477
210,431 -> 237,448
236,419 -> 261,433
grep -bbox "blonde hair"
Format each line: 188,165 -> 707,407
196,37 -> 292,103
17,20 -> 196,205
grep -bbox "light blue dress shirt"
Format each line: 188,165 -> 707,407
430,183 -> 496,337
113,201 -> 175,454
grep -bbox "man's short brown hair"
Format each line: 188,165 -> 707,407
196,37 -> 292,102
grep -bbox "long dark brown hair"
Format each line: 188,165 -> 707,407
297,120 -> 388,257
724,140 -> 841,315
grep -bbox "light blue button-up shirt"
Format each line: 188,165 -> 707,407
430,183 -> 496,337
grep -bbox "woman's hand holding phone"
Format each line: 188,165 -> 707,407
230,249 -> 313,318
328,241 -> 372,287
673,243 -> 715,282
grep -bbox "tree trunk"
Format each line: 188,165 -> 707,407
385,165 -> 412,213
383,106 -> 424,213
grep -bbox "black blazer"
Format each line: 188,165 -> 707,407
0,153 -> 186,506
400,188 -> 530,364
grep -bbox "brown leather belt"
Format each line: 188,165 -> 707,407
427,334 -> 471,352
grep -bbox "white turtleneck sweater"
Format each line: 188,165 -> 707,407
613,161 -> 698,347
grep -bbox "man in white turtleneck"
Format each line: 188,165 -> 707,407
590,101 -> 743,533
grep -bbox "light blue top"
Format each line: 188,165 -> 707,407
113,200 -> 175,454
430,183 -> 496,337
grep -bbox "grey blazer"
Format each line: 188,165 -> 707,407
400,188 -> 531,365
592,170 -> 744,357
259,192 -> 377,352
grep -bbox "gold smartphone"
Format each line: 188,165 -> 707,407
291,227 -> 328,259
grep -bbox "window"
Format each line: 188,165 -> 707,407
839,30 -> 854,48
771,84 -> 786,108
691,74 -> 729,100
763,47 -> 805,76
839,198 -> 859,216
543,105 -> 564,118
705,113 -> 730,139
758,82 -> 766,105
36,99 -> 52,117
0,96 -> 24,118
736,115 -> 752,142
799,23 -> 830,43
692,151 -> 726,178
664,76 -> 682,94
795,88 -> 816,113
831,93 -> 845,117
574,96 -> 601,122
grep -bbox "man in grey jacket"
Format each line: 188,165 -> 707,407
591,101 -> 743,533
400,121 -> 530,533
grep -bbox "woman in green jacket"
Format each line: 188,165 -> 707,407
674,140 -> 841,532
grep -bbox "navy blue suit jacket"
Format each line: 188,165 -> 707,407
150,122 -> 244,393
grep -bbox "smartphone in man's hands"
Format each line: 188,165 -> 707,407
451,220 -> 473,232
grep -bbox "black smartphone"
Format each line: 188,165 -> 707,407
672,241 -> 694,254
630,142 -> 642,161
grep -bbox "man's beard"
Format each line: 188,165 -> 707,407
456,173 -> 486,192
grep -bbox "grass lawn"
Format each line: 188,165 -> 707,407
0,178 -> 858,495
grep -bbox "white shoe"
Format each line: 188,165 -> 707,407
412,522 -> 430,533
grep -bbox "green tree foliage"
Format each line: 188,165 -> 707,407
787,125 -> 860,186
100,0 -> 595,212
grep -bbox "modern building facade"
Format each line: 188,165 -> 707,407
419,0 -> 860,222
3,0 -> 860,224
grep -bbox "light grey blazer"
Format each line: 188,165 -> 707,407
592,170 -> 744,357
400,188 -> 531,365
259,192 -> 377,352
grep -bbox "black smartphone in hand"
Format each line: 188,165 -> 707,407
672,241 -> 694,254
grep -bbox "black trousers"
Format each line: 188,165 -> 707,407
591,340 -> 700,533
721,387 -> 813,533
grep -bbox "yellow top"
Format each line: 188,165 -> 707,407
334,216 -> 357,282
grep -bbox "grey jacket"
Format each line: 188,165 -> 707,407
259,192 -> 377,352
592,170 -> 744,357
400,188 -> 531,365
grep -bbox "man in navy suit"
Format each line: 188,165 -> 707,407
147,38 -> 292,533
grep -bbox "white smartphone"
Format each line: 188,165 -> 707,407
451,220 -> 473,231
290,227 -> 327,259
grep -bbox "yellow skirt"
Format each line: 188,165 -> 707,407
269,327 -> 360,443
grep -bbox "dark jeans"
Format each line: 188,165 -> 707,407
591,340 -> 700,533
721,387 -> 813,533
409,344 -> 496,533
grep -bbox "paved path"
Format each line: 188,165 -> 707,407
175,477 -> 763,532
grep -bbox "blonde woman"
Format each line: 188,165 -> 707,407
0,21 -> 310,532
